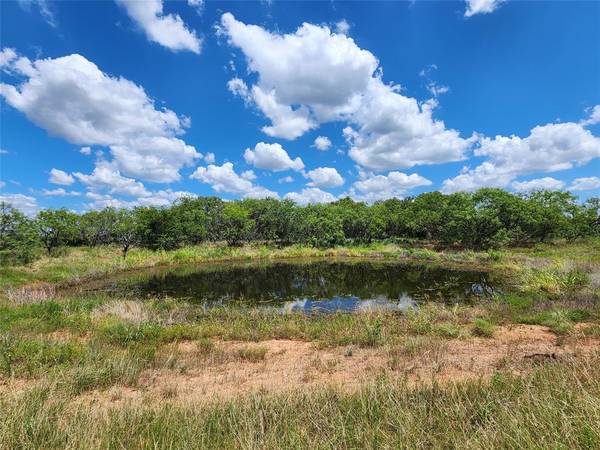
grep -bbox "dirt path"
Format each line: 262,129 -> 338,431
71,324 -> 599,406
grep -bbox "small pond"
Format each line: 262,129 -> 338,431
87,259 -> 496,313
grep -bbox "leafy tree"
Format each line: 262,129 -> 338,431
0,202 -> 40,264
170,197 -> 208,246
299,205 -> 345,248
221,202 -> 254,246
113,209 -> 139,257
524,190 -> 578,242
35,209 -> 79,255
80,208 -> 117,247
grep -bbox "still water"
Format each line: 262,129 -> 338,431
93,259 -> 495,313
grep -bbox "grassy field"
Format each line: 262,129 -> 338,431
0,239 -> 599,448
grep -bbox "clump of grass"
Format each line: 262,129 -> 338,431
0,333 -> 84,377
91,301 -> 151,324
94,318 -> 162,347
237,345 -> 268,362
434,322 -> 467,338
2,356 -> 599,449
358,318 -> 383,347
196,337 -> 215,354
519,308 -> 590,334
472,319 -> 495,337
68,352 -> 146,394
4,283 -> 57,305
521,267 -> 590,297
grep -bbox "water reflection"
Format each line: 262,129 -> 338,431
95,259 -> 495,313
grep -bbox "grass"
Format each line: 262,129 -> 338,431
0,239 -> 598,448
237,345 -> 268,362
0,356 -> 599,449
0,241 -> 503,291
472,318 -> 495,337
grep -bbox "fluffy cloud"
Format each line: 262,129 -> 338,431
116,0 -> 201,53
80,146 -> 92,155
84,189 -> 194,210
42,188 -> 81,196
442,121 -> 600,193
278,175 -> 294,184
0,50 -> 200,183
241,170 -> 256,181
187,0 -> 204,15
190,162 -> 278,199
284,187 -> 336,205
305,167 -> 344,188
73,161 -> 150,197
221,14 -> 472,170
348,171 -> 432,202
244,142 -> 304,172
313,136 -> 332,151
0,193 -> 39,216
569,177 -> 600,191
580,105 -> 600,127
512,177 -> 565,192
49,168 -> 74,186
335,20 -> 350,35
464,0 -> 506,17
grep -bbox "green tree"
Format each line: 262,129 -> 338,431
80,208 -> 117,247
113,209 -> 139,257
298,205 -> 345,248
221,202 -> 254,246
35,209 -> 79,255
0,203 -> 40,264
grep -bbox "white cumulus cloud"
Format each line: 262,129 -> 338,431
220,14 -> 472,170
569,177 -> 600,191
465,0 -> 506,17
284,187 -> 336,205
512,177 -> 566,192
41,188 -> 81,197
580,105 -> 600,127
244,142 -> 304,172
313,136 -> 332,151
442,120 -> 600,193
0,193 -> 39,216
73,161 -> 150,197
116,0 -> 201,53
348,171 -> 432,202
305,167 -> 344,188
49,168 -> 74,186
190,162 -> 278,199
0,50 -> 200,183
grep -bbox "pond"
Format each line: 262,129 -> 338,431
88,259 -> 496,313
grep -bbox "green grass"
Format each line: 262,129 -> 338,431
1,242 -> 502,292
472,319 -> 496,337
237,345 -> 268,362
1,356 -> 599,449
0,240 -> 598,448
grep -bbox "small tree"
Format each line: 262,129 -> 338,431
0,202 -> 40,265
80,208 -> 117,247
113,209 -> 139,258
35,209 -> 78,256
221,202 -> 254,246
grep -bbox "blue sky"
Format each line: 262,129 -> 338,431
1,0 -> 599,215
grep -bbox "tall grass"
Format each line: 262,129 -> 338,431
0,356 -> 598,449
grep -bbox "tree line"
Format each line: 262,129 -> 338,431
1,188 -> 599,265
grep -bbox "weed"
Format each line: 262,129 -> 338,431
472,319 -> 495,337
237,346 -> 268,362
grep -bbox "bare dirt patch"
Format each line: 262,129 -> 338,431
75,324 -> 599,407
